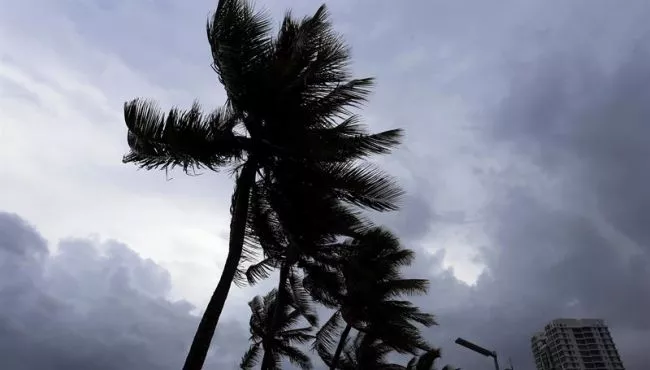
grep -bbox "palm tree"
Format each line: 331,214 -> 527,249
122,1 -> 402,369
243,163 -> 377,370
240,279 -> 316,370
310,228 -> 435,369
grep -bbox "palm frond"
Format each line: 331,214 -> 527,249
207,0 -> 273,108
389,334 -> 425,357
310,116 -> 404,161
317,162 -> 404,211
357,227 -> 402,256
240,343 -> 262,369
309,78 -> 375,123
382,301 -> 437,328
302,262 -> 344,308
236,180 -> 284,287
277,344 -> 312,370
274,5 -> 354,104
285,269 -> 319,326
382,248 -> 416,268
347,229 -> 416,281
245,258 -> 277,285
244,287 -> 317,370
367,315 -> 431,354
314,310 -> 347,364
380,279 -> 430,298
280,328 -> 315,345
341,333 -> 398,369
123,99 -> 243,172
244,180 -> 285,253
248,291 -> 273,334
414,348 -> 442,370
278,307 -> 303,332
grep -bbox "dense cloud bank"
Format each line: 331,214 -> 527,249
410,191 -> 650,370
0,212 -> 247,369
400,36 -> 650,370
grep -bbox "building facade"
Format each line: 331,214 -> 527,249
531,319 -> 625,370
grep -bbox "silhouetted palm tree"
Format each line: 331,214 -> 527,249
310,228 -> 435,369
244,164 -> 377,369
240,278 -> 316,370
121,0 -> 402,368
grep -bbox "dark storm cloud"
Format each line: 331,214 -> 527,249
374,3 -> 650,369
493,43 -> 650,251
0,211 -> 248,369
453,42 -> 650,369
375,192 -> 469,244
405,188 -> 650,370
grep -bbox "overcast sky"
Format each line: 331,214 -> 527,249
1,0 -> 649,369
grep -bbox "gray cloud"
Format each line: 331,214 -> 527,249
397,9 -> 650,370
4,0 -> 650,369
0,211 -> 248,369
357,2 -> 650,369
388,186 -> 648,370
492,43 -> 650,252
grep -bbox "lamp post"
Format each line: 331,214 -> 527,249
454,337 -> 500,370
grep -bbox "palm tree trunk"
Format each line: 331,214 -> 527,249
183,161 -> 257,370
330,323 -> 352,370
261,260 -> 292,370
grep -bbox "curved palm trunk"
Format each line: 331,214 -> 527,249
330,323 -> 352,370
261,259 -> 293,370
183,161 -> 257,370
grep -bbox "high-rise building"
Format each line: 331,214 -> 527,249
531,319 -> 625,370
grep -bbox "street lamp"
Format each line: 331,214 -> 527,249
454,337 -> 500,370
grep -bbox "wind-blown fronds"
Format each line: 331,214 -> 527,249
311,227 -> 436,368
241,289 -> 315,370
123,99 -> 243,172
123,2 -> 405,370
